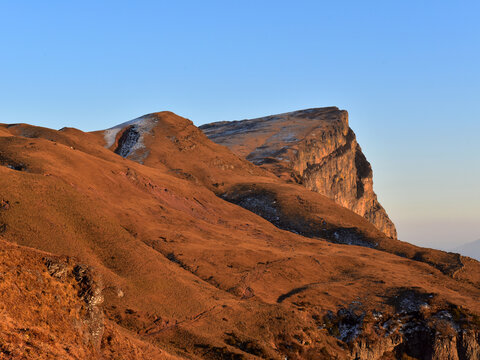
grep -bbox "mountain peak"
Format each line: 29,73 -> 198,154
101,111 -> 192,162
201,107 -> 394,238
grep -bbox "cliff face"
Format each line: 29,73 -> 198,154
200,107 -> 397,239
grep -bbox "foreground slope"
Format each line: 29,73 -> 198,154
0,239 -> 178,359
200,107 -> 397,239
0,113 -> 479,359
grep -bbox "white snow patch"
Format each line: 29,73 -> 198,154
103,114 -> 158,149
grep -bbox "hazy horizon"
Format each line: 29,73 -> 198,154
1,1 -> 478,250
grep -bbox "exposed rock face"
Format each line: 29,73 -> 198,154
103,114 -> 159,163
44,257 -> 105,349
200,107 -> 397,239
326,289 -> 480,360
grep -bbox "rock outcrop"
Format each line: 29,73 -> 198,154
334,289 -> 480,360
200,107 -> 397,239
44,257 -> 105,350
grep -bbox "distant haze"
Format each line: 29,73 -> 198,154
454,240 -> 480,261
0,1 -> 478,250
391,220 -> 479,252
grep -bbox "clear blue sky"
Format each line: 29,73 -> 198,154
1,1 -> 479,249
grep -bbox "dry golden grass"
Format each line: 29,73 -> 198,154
0,114 -> 478,358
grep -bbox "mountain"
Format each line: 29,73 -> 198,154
455,239 -> 480,261
200,107 -> 397,239
0,111 -> 479,359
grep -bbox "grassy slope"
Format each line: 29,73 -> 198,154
0,115 -> 478,358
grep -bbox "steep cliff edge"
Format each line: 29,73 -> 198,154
200,107 -> 397,239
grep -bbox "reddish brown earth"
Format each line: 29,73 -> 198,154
0,112 -> 479,359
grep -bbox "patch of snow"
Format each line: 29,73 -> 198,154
103,114 -> 158,149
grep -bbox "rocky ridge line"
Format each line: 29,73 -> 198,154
200,107 -> 397,239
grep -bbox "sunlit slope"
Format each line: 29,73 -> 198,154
0,114 -> 478,358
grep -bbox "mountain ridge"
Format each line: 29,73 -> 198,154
200,107 -> 397,239
0,110 -> 479,359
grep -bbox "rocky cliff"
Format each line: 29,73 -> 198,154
201,107 -> 397,239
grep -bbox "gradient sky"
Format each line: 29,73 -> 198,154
1,1 -> 479,250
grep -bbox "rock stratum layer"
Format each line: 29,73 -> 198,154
0,111 -> 479,359
201,107 -> 397,239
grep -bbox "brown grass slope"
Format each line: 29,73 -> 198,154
0,113 -> 477,359
92,112 -> 480,285
0,239 -> 178,359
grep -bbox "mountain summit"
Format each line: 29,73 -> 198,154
200,107 -> 397,239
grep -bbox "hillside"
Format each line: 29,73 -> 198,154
0,239 -> 179,359
0,112 -> 479,359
